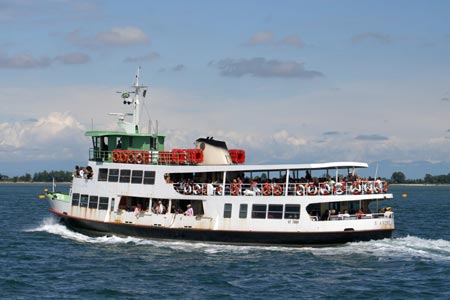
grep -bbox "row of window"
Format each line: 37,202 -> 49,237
224,204 -> 301,220
98,168 -> 155,185
72,193 -> 110,210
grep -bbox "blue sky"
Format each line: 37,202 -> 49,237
0,0 -> 449,179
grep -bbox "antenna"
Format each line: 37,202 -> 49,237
110,66 -> 148,134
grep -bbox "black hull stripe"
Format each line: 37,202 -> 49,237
55,213 -> 393,246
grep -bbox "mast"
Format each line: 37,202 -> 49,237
110,66 -> 148,134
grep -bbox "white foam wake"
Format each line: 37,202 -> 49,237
27,218 -> 450,261
305,236 -> 450,262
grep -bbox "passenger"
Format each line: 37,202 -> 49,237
184,204 -> 194,216
72,165 -> 80,178
155,200 -> 166,214
86,166 -> 94,179
79,167 -> 86,178
116,139 -> 122,149
340,209 -> 350,218
357,209 -> 365,218
305,170 -> 312,181
134,203 -> 142,216
320,209 -> 330,221
165,176 -> 172,183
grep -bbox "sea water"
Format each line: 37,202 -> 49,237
0,183 -> 449,299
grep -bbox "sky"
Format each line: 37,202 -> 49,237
0,0 -> 449,179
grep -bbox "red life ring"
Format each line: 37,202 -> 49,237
307,183 -> 317,196
320,183 -> 331,195
120,151 -> 128,163
333,182 -> 345,195
273,184 -> 283,196
262,184 -> 271,196
135,152 -> 143,164
295,184 -> 305,196
231,184 -> 240,196
351,182 -> 361,195
112,151 -> 120,163
184,184 -> 192,195
127,152 -> 135,163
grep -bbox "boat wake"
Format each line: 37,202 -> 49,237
28,218 -> 450,261
303,235 -> 450,262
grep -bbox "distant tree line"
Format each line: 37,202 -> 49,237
390,171 -> 450,184
0,170 -> 73,183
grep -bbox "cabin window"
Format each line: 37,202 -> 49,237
131,170 -> 143,184
98,168 -> 108,181
108,169 -> 119,182
80,194 -> 89,208
251,204 -> 267,219
98,197 -> 109,210
72,193 -> 80,206
223,203 -> 232,218
239,204 -> 248,219
89,196 -> 99,209
284,204 -> 300,219
120,169 -> 131,183
143,171 -> 155,185
268,204 -> 283,219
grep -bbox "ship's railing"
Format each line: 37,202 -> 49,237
171,180 -> 389,196
89,149 -> 203,165
311,212 -> 393,221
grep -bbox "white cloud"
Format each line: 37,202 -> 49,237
96,27 -> 149,46
54,52 -> 90,64
246,32 -> 304,47
124,52 -> 160,63
0,112 -> 87,162
212,57 -> 323,78
0,52 -> 51,69
351,32 -> 392,44
66,27 -> 150,48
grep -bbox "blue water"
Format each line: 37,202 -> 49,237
1,184 -> 449,299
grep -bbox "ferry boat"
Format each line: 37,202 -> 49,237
43,69 -> 394,245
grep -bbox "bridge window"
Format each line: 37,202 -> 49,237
80,194 -> 89,208
108,169 -> 119,182
89,196 -> 99,209
252,204 -> 267,219
98,197 -> 109,210
131,170 -> 143,184
285,204 -> 300,219
268,204 -> 283,219
223,203 -> 232,218
98,168 -> 108,181
120,169 -> 131,183
143,171 -> 155,185
72,193 -> 80,206
239,204 -> 248,219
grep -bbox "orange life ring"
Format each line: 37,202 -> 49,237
262,184 -> 272,196
112,151 -> 120,163
273,184 -> 283,196
231,184 -> 240,196
295,184 -> 305,196
135,152 -> 143,164
334,182 -> 346,195
127,152 -> 135,163
351,182 -> 361,195
320,183 -> 331,195
120,151 -> 128,163
184,184 -> 192,195
307,183 -> 317,196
